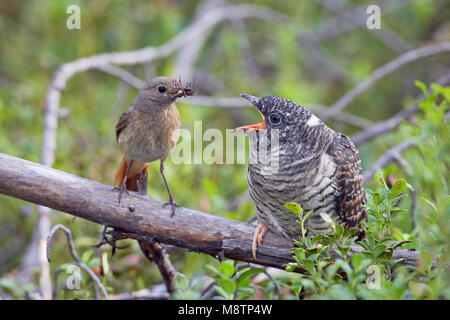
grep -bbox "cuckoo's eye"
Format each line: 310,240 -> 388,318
157,85 -> 166,93
268,112 -> 282,125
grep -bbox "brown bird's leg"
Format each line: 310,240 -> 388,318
252,223 -> 268,259
137,170 -> 148,195
160,160 -> 179,217
114,160 -> 134,203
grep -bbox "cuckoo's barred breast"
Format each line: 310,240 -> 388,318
243,95 -> 367,240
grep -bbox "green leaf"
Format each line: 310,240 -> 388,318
389,178 -> 407,199
81,250 -> 93,264
335,224 -> 344,238
236,268 -> 265,282
237,278 -> 252,289
205,264 -> 220,275
87,257 -> 100,268
285,263 -> 297,272
420,197 -> 438,212
389,240 -> 412,250
214,285 -> 229,300
373,244 -> 387,257
344,227 -> 360,238
284,202 -> 302,215
291,282 -> 303,297
216,278 -> 236,297
220,260 -> 235,277
374,172 -> 387,188
415,80 -> 428,96
351,253 -> 364,270
301,259 -> 315,275
391,194 -> 407,206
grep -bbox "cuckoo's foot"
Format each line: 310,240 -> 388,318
252,223 -> 268,259
162,198 -> 181,218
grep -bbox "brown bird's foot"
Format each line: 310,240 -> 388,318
252,223 -> 268,259
162,199 -> 180,218
93,226 -> 128,257
112,183 -> 129,204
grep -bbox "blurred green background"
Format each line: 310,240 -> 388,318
0,0 -> 448,299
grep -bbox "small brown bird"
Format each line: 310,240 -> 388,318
114,76 -> 193,215
236,94 -> 367,258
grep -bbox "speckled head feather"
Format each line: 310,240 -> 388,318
241,94 -> 330,148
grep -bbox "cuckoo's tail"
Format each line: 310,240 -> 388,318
114,156 -> 148,192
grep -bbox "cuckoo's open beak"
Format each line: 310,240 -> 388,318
234,94 -> 266,132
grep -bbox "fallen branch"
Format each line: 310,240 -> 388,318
0,153 -> 427,271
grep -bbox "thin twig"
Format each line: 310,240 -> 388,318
352,70 -> 450,145
174,0 -> 226,81
138,241 -> 178,294
313,0 -> 412,53
110,288 -> 170,300
323,42 -> 450,120
93,65 -> 145,89
182,96 -> 373,128
47,224 -> 109,300
316,0 -> 406,41
362,140 -> 417,184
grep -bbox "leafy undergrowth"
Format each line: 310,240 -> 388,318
204,171 -> 447,300
204,84 -> 449,300
1,84 -> 447,300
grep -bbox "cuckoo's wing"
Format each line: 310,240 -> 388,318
330,134 -> 367,230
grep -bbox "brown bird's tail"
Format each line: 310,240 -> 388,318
115,156 -> 148,192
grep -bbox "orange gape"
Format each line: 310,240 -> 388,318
114,156 -> 148,192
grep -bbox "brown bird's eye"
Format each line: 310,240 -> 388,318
157,85 -> 166,93
268,113 -> 282,125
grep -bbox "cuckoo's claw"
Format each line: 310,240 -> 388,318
252,223 -> 268,259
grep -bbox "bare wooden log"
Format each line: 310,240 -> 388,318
0,153 -> 426,270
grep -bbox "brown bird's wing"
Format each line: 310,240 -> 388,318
115,106 -> 134,143
330,134 -> 367,231
114,105 -> 148,191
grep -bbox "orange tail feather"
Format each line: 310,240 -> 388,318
115,156 -> 148,192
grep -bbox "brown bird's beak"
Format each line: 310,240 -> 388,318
174,89 -> 186,98
235,94 -> 266,132
170,85 -> 195,98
